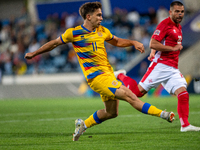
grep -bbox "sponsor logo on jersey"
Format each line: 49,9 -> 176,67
177,35 -> 182,45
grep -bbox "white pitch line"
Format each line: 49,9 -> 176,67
1,111 -> 200,117
0,114 -> 143,123
0,112 -> 200,124
0,117 -> 84,123
0,111 -> 61,117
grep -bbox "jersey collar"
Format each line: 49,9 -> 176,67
81,24 -> 96,33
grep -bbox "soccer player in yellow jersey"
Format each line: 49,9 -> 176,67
25,2 -> 175,141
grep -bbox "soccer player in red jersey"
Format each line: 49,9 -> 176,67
115,1 -> 200,132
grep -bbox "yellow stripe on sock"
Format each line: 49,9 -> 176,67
148,105 -> 162,117
84,114 -> 98,128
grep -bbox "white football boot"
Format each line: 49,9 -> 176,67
73,119 -> 86,141
161,111 -> 175,123
181,125 -> 200,132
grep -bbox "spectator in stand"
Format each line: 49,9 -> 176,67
157,6 -> 169,23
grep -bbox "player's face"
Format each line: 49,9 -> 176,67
90,8 -> 103,28
170,5 -> 184,24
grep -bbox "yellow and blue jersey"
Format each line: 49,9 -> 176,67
60,25 -> 114,82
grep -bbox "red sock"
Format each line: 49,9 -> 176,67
177,91 -> 190,127
117,73 -> 144,97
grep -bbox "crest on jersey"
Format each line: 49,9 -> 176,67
112,80 -> 118,86
97,32 -> 103,37
154,30 -> 160,35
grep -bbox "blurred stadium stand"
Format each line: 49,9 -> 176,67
0,0 -> 200,98
0,73 -> 83,99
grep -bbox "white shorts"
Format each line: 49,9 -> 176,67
139,62 -> 187,94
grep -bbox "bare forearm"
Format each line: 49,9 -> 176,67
32,40 -> 58,57
107,37 -> 135,47
115,38 -> 135,47
25,37 -> 63,59
150,49 -> 156,54
116,38 -> 145,53
107,36 -> 145,53
150,43 -> 172,51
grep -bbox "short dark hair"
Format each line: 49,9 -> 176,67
79,2 -> 102,20
170,1 -> 184,10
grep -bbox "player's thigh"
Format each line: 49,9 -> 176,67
139,63 -> 170,91
114,84 -> 136,100
162,70 -> 187,94
89,74 -> 122,101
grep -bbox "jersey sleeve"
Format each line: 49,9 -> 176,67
104,27 -> 114,41
152,22 -> 167,42
60,28 -> 74,44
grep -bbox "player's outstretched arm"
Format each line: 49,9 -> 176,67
106,36 -> 145,53
25,37 -> 63,59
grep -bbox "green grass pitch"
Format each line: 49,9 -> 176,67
0,95 -> 200,150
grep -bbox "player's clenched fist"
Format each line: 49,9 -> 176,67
24,53 -> 34,59
172,44 -> 183,51
133,41 -> 145,53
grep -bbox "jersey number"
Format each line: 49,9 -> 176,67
92,42 -> 97,51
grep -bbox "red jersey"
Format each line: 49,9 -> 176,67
151,17 -> 182,69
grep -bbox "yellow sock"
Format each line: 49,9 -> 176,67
142,103 -> 162,117
84,111 -> 102,128
148,105 -> 162,117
